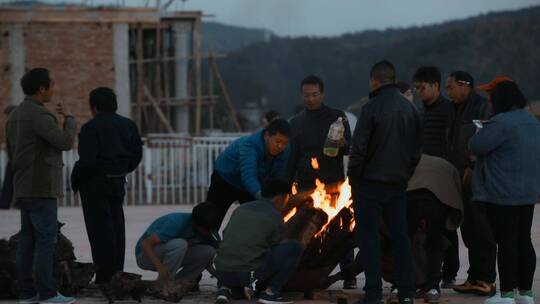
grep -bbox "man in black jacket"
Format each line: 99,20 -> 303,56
287,75 -> 351,191
72,87 -> 143,284
445,71 -> 496,296
412,66 -> 459,289
349,60 -> 422,304
287,75 -> 355,289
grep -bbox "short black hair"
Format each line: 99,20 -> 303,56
396,81 -> 411,94
449,71 -> 474,87
264,110 -> 281,123
261,179 -> 290,199
370,60 -> 396,84
301,75 -> 325,93
413,66 -> 441,85
266,118 -> 291,137
192,202 -> 220,229
20,68 -> 51,96
490,81 -> 528,115
89,87 -> 118,113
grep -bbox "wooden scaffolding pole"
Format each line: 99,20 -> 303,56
154,24 -> 165,132
135,24 -> 145,129
143,86 -> 174,133
193,17 -> 203,135
209,55 -> 242,132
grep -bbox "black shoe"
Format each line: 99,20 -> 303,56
387,288 -> 399,304
257,291 -> 293,304
414,288 -> 426,299
343,278 -> 357,290
424,289 -> 440,304
216,287 -> 232,304
400,298 -> 413,304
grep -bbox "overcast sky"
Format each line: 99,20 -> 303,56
28,0 -> 540,36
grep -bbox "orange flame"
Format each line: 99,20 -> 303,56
311,178 -> 353,234
311,157 -> 320,170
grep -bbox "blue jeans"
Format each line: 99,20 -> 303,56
217,241 -> 304,294
16,198 -> 58,300
353,181 -> 415,301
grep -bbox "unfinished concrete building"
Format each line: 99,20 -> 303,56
0,5 -> 230,141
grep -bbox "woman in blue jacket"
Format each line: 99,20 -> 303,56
470,80 -> 540,304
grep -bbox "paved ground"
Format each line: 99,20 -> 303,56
1,205 -> 539,304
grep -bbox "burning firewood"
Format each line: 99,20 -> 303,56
282,178 -> 358,293
286,205 -> 328,246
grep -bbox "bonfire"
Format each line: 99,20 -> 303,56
283,157 -> 357,293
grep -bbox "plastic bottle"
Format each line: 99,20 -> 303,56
323,117 -> 345,157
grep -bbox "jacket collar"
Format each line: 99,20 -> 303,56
305,104 -> 328,113
425,94 -> 445,109
24,97 -> 45,107
369,83 -> 399,99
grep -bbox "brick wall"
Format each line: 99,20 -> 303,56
0,22 -> 116,143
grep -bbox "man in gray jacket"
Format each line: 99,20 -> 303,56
6,68 -> 77,304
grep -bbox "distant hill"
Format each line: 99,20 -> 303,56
201,21 -> 273,54
217,6 -> 540,115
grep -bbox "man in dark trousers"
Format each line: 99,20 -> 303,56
349,60 -> 422,304
7,68 -> 77,304
412,66 -> 459,289
72,87 -> 143,285
445,71 -> 496,296
286,75 -> 355,289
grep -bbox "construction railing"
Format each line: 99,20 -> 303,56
0,135 -> 242,207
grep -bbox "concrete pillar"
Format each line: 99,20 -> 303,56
113,23 -> 131,118
172,22 -> 192,134
9,24 -> 25,105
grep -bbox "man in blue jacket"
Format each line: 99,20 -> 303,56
206,119 -> 291,227
136,202 -> 220,284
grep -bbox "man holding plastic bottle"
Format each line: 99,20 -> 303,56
286,74 -> 354,288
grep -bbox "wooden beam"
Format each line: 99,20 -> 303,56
208,52 -> 215,130
143,85 -> 174,133
128,53 -> 225,64
210,55 -> 242,132
135,25 -> 145,131
193,16 -> 203,135
154,25 -> 164,132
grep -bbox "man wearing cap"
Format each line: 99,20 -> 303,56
445,71 -> 495,296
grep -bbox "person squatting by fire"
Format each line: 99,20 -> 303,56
8,62 -> 540,304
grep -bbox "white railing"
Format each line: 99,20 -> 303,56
0,135 -> 243,206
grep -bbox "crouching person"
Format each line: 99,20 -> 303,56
404,154 -> 464,303
214,179 -> 303,304
135,202 -> 220,285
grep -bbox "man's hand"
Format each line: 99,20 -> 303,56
463,167 -> 473,186
157,265 -> 170,281
55,100 -> 73,117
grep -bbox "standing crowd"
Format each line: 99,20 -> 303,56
5,61 -> 539,304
